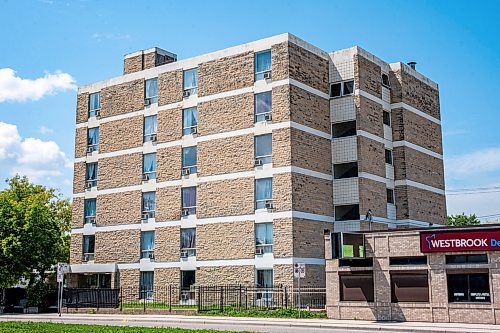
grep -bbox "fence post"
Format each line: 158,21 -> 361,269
245,286 -> 248,310
196,286 -> 200,312
120,288 -> 123,311
97,289 -> 100,312
143,291 -> 146,313
285,286 -> 288,309
220,286 -> 224,312
169,285 -> 172,313
238,285 -> 242,311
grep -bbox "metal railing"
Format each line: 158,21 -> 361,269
63,285 -> 326,312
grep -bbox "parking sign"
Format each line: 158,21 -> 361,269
294,263 -> 305,278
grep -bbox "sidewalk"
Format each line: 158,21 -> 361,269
1,313 -> 500,332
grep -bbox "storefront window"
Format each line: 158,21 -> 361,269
339,272 -> 374,302
447,273 -> 490,303
391,272 -> 429,302
446,254 -> 488,264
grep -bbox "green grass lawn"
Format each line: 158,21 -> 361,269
200,308 -> 326,319
0,322 -> 250,333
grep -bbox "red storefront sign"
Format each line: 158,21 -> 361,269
420,229 -> 500,253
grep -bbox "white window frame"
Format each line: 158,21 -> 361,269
88,92 -> 100,118
254,50 -> 272,81
330,80 -> 355,99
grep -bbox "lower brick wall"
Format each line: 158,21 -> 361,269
119,269 -> 140,300
293,219 -> 330,258
396,185 -> 447,225
359,177 -> 388,219
197,266 -> 255,285
274,264 -> 325,287
154,268 -> 180,287
97,191 -> 142,226
70,234 -> 83,264
154,226 -> 180,262
71,197 -> 84,229
95,229 -> 140,264
197,221 -> 255,260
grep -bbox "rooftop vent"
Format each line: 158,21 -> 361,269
407,61 -> 417,70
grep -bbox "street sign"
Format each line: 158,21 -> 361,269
57,263 -> 70,283
294,263 -> 305,278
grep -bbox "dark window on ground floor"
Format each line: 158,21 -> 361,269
340,272 -> 374,302
447,273 -> 490,303
446,254 -> 488,264
389,256 -> 428,266
391,272 -> 429,303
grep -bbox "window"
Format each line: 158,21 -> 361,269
87,127 -> 99,153
84,199 -> 96,225
181,228 -> 196,257
255,223 -> 273,254
255,134 -> 272,165
330,80 -> 354,98
339,258 -> 373,267
340,272 -> 374,302
332,121 -> 356,138
181,270 -> 196,291
446,254 -> 488,264
382,73 -> 390,88
86,162 -> 98,188
335,204 -> 360,221
139,271 -> 154,300
385,149 -> 393,165
182,146 -> 197,175
390,256 -> 427,266
255,178 -> 273,209
256,269 -> 273,288
78,274 -> 111,288
142,192 -> 156,218
182,107 -> 198,136
254,50 -> 271,81
334,162 -> 358,179
145,78 -> 158,104
144,115 -> 158,142
254,92 -> 272,122
82,235 -> 95,262
143,153 -> 156,180
182,187 -> 197,216
183,68 -> 198,96
391,272 -> 429,303
387,188 -> 395,204
89,93 -> 100,117
447,273 -> 490,303
141,231 -> 155,259
383,111 -> 391,126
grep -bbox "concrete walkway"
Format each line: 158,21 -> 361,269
1,313 -> 500,333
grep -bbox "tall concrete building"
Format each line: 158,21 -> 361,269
68,33 -> 446,293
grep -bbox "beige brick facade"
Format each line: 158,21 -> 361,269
395,185 -> 446,224
101,79 -> 144,118
289,43 -> 329,94
289,85 -> 330,133
95,229 -> 140,263
71,197 -> 84,229
156,186 -> 181,221
98,153 -> 143,190
359,177 -> 388,218
292,173 -> 333,216
197,266 -> 255,285
96,191 -> 141,226
69,234 -> 83,264
357,136 -> 386,178
73,162 -> 86,193
198,93 -> 254,136
198,52 -> 253,97
197,220 -> 255,260
354,55 -> 382,99
356,95 -> 384,137
198,134 -> 254,177
154,226 -> 180,262
76,93 -> 89,124
74,127 -> 88,159
100,116 -> 143,153
290,128 -> 332,174
156,146 -> 182,182
157,107 -> 182,143
158,70 -> 183,105
393,146 -> 445,189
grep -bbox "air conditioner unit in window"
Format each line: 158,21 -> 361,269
255,248 -> 264,255
142,173 -> 150,181
264,114 -> 272,121
144,98 -> 151,106
148,252 -> 155,260
180,250 -> 188,258
181,168 -> 190,176
183,90 -> 191,98
254,159 -> 263,166
265,201 -> 274,210
86,181 -> 94,190
263,72 -> 272,80
190,127 -> 198,135
82,254 -> 94,262
146,133 -> 157,142
181,208 -> 190,217
86,147 -> 94,154
85,216 -> 96,225
95,110 -> 101,118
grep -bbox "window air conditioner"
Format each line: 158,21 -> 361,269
263,72 -> 272,80
86,181 -> 94,190
254,159 -> 263,167
142,173 -> 150,181
86,216 -> 96,225
183,90 -> 191,98
144,98 -> 151,106
182,168 -> 190,176
265,201 -> 274,210
181,208 -> 190,216
95,110 -> 101,118
190,127 -> 198,135
86,147 -> 94,154
180,250 -> 188,258
264,114 -> 272,121
255,248 -> 264,255
148,252 -> 155,260
150,134 -> 157,142
141,213 -> 150,220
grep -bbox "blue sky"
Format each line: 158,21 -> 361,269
0,0 -> 499,220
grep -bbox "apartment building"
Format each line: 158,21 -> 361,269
68,33 -> 446,295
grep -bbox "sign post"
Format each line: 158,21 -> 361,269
56,263 -> 70,317
293,263 -> 305,318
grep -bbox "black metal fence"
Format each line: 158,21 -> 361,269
63,285 -> 326,312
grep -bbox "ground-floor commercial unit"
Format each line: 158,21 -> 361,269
325,224 -> 500,324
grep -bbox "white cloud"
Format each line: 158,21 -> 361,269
0,68 -> 76,103
92,33 -> 131,41
0,122 -> 71,182
447,190 -> 500,218
445,147 -> 500,179
40,125 -> 54,134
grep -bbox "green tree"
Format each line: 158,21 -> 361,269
0,176 -> 71,294
447,213 -> 480,226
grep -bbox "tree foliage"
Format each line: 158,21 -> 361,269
0,176 -> 71,290
447,213 -> 480,227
